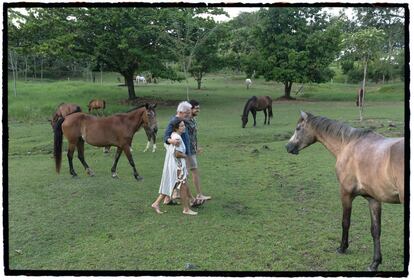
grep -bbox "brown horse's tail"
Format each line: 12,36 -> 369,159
53,117 -> 65,173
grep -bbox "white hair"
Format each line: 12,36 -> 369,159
177,101 -> 192,113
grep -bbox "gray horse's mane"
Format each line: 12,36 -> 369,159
307,114 -> 373,142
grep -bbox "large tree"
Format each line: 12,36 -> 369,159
161,8 -> 226,97
221,11 -> 262,77
254,7 -> 342,99
70,8 -> 176,100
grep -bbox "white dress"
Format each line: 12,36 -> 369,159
158,132 -> 188,196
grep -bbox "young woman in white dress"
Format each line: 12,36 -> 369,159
151,120 -> 197,215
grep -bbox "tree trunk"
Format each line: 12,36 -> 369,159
25,56 -> 28,81
284,81 -> 293,99
197,79 -> 202,90
360,56 -> 368,122
40,57 -> 43,81
124,73 -> 136,100
9,51 -> 17,96
33,56 -> 36,79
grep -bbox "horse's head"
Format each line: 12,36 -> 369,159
285,111 -> 316,155
241,115 -> 248,128
145,103 -> 158,136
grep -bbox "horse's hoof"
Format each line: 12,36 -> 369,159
367,265 -> 378,272
135,176 -> 144,181
86,169 -> 95,177
336,247 -> 347,254
112,173 -> 119,179
368,262 -> 380,271
71,174 -> 78,178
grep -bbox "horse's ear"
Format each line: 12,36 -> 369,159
300,111 -> 308,120
152,103 -> 157,109
145,103 -> 149,109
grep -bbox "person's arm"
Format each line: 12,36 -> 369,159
163,121 -> 180,146
174,150 -> 187,158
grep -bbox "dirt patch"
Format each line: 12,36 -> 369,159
223,201 -> 249,215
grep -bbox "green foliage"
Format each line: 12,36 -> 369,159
254,8 -> 342,97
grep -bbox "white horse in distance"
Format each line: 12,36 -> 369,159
245,78 -> 252,89
136,75 -> 147,84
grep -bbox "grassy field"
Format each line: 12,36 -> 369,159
6,74 -> 405,273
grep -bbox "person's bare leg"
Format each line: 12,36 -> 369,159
180,183 -> 197,215
152,194 -> 166,214
192,168 -> 211,200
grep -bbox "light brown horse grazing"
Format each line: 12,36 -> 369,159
51,103 -> 82,128
241,96 -> 273,128
88,99 -> 106,115
53,104 -> 157,181
285,112 -> 404,271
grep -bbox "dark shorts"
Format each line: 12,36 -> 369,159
186,155 -> 198,170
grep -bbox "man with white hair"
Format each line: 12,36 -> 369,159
164,101 -> 192,149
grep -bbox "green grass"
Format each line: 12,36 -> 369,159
7,74 -> 405,272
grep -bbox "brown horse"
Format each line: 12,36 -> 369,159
51,103 -> 82,128
88,99 -> 106,115
285,112 -> 404,271
53,104 -> 157,181
356,88 -> 364,107
241,96 -> 273,128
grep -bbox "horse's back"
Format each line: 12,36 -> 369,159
255,96 -> 272,109
341,136 -> 404,203
59,103 -> 81,117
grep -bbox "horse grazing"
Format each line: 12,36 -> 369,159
285,111 -> 404,271
245,78 -> 252,89
88,99 -> 106,115
51,103 -> 82,128
356,88 -> 364,107
53,104 -> 158,181
241,96 -> 273,128
136,75 -> 147,84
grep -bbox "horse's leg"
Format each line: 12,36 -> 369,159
67,142 -> 78,177
111,147 -> 123,178
76,139 -> 94,176
152,134 -> 157,153
337,192 -> 354,254
367,197 -> 382,271
252,110 -> 257,127
143,133 -> 151,152
263,109 -> 267,125
103,146 -> 110,154
123,144 -> 143,181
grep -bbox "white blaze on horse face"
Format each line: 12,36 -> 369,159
289,130 -> 298,142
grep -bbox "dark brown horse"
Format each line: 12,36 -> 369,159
53,104 -> 157,181
51,103 -> 82,128
88,99 -> 106,115
241,96 -> 273,128
356,88 -> 364,107
286,112 -> 404,271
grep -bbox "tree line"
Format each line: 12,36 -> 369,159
8,7 -> 405,100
